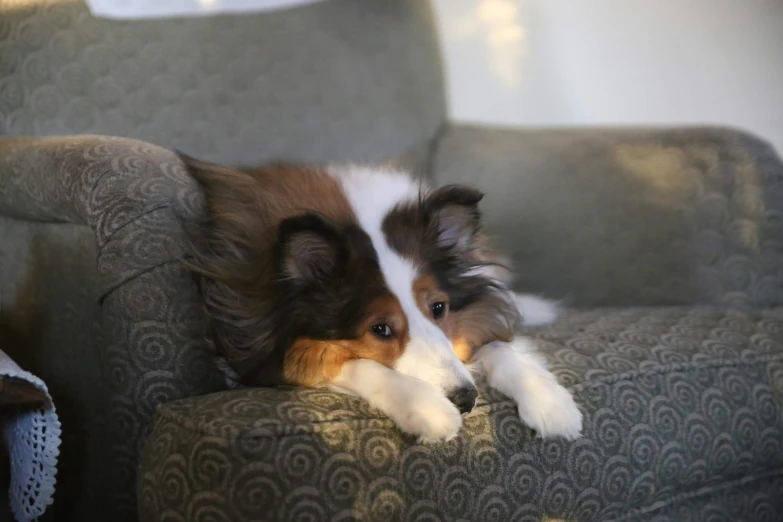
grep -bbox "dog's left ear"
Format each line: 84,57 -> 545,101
277,213 -> 345,284
425,185 -> 484,250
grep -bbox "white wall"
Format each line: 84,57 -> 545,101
432,0 -> 783,154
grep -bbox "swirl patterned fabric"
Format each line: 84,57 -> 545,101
140,307 -> 783,521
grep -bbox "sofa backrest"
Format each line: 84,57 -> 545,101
0,0 -> 446,167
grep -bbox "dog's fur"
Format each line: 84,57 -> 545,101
181,157 -> 582,442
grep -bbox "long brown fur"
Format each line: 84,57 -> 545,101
181,155 -> 521,387
181,157 -> 358,382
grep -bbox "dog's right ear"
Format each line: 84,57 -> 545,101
424,184 -> 485,250
277,214 -> 345,284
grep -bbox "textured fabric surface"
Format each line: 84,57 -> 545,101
434,125 -> 783,309
636,476 -> 783,522
0,0 -> 444,166
0,136 -> 227,521
139,307 -> 783,521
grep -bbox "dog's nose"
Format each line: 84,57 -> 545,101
448,386 -> 478,414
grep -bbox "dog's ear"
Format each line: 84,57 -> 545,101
425,185 -> 484,250
277,214 -> 345,284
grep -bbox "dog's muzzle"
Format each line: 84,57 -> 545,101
447,385 -> 478,414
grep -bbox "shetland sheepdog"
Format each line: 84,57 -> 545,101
180,156 -> 582,443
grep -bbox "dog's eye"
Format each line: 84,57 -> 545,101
371,324 -> 394,339
431,301 -> 447,320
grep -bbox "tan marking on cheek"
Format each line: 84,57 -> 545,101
451,337 -> 475,363
352,333 -> 406,365
283,295 -> 411,386
283,334 -> 410,387
446,297 -> 516,362
283,338 -> 353,387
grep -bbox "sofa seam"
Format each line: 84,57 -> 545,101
99,258 -> 181,303
95,201 -> 178,301
155,353 -> 783,440
96,201 -> 172,250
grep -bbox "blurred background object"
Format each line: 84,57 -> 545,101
433,0 -> 783,154
84,0 -> 326,20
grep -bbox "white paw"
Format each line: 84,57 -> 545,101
390,380 -> 463,443
515,373 -> 582,440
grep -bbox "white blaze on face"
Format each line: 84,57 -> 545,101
331,165 -> 474,394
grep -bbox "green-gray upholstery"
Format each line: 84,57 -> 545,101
138,307 -> 783,521
434,126 -> 783,308
0,1 -> 781,521
0,0 -> 443,167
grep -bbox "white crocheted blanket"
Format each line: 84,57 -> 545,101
0,350 -> 60,522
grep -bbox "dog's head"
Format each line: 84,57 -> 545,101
181,158 -> 509,413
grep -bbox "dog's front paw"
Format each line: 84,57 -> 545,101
516,374 -> 583,440
390,380 -> 463,443
474,337 -> 582,440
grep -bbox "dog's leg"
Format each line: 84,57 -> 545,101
329,359 -> 463,443
470,336 -> 582,440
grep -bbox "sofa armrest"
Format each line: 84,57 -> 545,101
0,135 -> 225,520
433,124 -> 783,308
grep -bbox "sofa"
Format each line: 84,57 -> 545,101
0,1 -> 781,521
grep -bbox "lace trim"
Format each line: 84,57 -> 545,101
0,350 -> 61,522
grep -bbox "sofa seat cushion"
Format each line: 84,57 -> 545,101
138,307 -> 783,521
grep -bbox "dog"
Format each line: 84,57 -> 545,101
179,156 -> 582,443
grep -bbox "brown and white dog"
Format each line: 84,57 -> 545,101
180,156 -> 582,443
